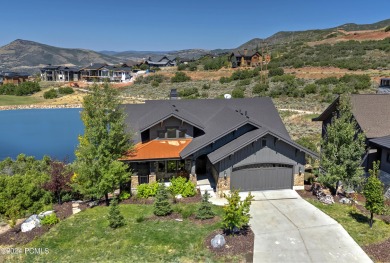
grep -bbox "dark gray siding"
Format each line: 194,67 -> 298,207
218,134 -> 305,178
380,148 -> 390,174
148,116 -> 194,141
192,124 -> 255,159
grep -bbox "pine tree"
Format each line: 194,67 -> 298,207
74,83 -> 132,206
153,183 -> 172,216
196,190 -> 215,220
363,161 -> 385,228
319,95 -> 366,191
108,198 -> 125,229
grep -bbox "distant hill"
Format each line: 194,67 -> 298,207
1,19 -> 389,75
0,39 -> 123,74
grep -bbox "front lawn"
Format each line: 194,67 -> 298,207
0,95 -> 44,106
306,199 -> 390,246
5,203 -> 225,263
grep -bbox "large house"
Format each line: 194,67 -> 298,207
229,49 -> 263,68
40,65 -> 80,82
0,71 -> 29,85
145,56 -> 176,68
313,94 -> 390,192
121,98 -> 317,194
80,63 -> 132,82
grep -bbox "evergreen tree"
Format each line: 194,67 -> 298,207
319,95 -> 366,191
153,183 -> 172,216
196,190 -> 215,220
363,161 -> 385,228
74,83 -> 132,205
222,190 -> 254,234
108,198 -> 125,229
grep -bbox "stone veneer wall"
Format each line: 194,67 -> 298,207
293,173 -> 304,190
216,176 -> 230,197
131,175 -> 139,194
149,174 -> 156,183
189,174 -> 197,186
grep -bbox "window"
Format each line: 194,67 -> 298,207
178,130 -> 186,138
167,160 -> 177,173
157,130 -> 165,138
167,127 -> 177,138
261,138 -> 267,147
157,161 -> 165,173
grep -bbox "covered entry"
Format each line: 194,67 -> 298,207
231,163 -> 293,191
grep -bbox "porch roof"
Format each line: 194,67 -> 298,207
120,139 -> 192,161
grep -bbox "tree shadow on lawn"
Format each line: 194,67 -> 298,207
349,210 -> 370,224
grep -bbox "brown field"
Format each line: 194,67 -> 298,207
308,29 -> 390,46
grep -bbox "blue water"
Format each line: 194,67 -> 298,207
0,108 -> 84,161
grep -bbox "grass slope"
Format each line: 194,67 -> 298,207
306,199 -> 390,246
0,95 -> 43,106
7,204 -> 224,263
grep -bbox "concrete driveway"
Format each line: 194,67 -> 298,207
246,190 -> 372,263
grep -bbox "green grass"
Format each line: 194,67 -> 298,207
0,95 -> 43,106
306,199 -> 390,246
7,203 -> 226,263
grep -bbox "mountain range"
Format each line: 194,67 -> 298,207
0,19 -> 389,74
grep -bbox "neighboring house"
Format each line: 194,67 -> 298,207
378,78 -> 390,94
40,65 -> 80,82
313,94 -> 390,191
121,98 -> 317,193
80,63 -> 132,82
0,71 -> 29,85
145,56 -> 177,67
229,49 -> 262,68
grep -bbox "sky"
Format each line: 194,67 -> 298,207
0,0 -> 389,52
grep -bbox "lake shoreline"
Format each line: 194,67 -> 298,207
0,104 -> 83,111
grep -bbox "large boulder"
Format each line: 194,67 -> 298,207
21,215 -> 41,232
211,234 -> 226,248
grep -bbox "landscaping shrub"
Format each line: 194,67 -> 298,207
137,182 -> 158,198
0,82 -> 41,96
219,76 -> 231,84
196,191 -> 215,220
187,63 -> 198,71
232,88 -> 244,98
41,213 -> 60,226
0,83 -> 16,95
315,77 -> 339,85
202,56 -> 229,70
169,176 -> 196,197
151,80 -> 159,87
43,89 -> 58,99
61,192 -> 73,203
230,69 -> 258,80
58,87 -> 74,95
108,198 -> 125,229
119,191 -> 130,201
235,79 -> 251,87
222,190 -> 254,234
153,183 -> 172,216
177,64 -> 187,71
202,83 -> 211,90
171,72 -> 191,83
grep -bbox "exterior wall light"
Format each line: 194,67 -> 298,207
224,171 -> 227,180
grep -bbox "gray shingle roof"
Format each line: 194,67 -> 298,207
369,135 -> 390,150
82,63 -> 108,70
314,94 -> 390,139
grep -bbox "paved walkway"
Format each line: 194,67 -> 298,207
210,190 -> 372,263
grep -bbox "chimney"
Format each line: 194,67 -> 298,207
170,89 -> 178,100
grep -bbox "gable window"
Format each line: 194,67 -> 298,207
178,130 -> 186,138
167,127 -> 177,138
157,130 -> 165,139
261,138 -> 267,148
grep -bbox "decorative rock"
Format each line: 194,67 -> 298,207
21,215 -> 41,232
175,194 -> 182,199
175,219 -> 183,222
211,234 -> 226,249
38,210 -> 55,219
88,201 -> 99,207
339,197 -> 352,204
